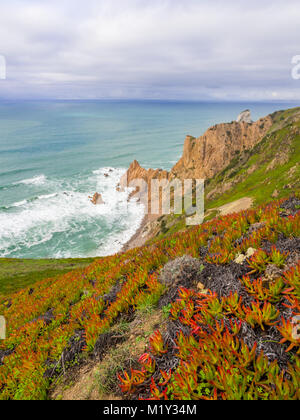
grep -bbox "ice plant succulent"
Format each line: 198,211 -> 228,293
0,195 -> 299,400
149,330 -> 168,356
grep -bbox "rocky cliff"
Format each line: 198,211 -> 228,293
120,106 -> 300,250
170,114 -> 273,180
120,160 -> 168,189
122,111 -> 274,187
119,160 -> 169,213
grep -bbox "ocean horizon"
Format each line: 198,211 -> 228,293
0,100 -> 297,259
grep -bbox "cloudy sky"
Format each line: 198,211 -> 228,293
0,0 -> 299,101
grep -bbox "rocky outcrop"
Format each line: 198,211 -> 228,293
119,160 -> 169,212
120,111 -> 274,206
89,192 -> 104,205
120,160 -> 168,189
236,109 -> 253,123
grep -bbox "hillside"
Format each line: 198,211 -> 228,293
0,107 -> 299,401
5,108 -> 298,294
205,107 -> 300,209
0,194 -> 299,400
0,258 -> 96,297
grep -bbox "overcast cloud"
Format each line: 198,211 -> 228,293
0,0 -> 299,100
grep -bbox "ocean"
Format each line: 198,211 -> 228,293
0,100 -> 297,259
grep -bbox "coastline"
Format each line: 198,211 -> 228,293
121,212 -> 159,252
121,214 -> 149,252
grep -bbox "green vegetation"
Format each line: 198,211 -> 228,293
0,194 -> 298,400
118,197 -> 300,400
154,214 -> 186,242
0,106 -> 299,400
0,257 -> 96,296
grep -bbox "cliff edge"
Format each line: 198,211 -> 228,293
122,111 -> 273,187
171,113 -> 273,180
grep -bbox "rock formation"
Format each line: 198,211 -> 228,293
120,160 -> 168,189
119,160 -> 169,212
170,114 -> 272,180
236,109 -> 253,123
121,112 -> 273,190
89,192 -> 104,205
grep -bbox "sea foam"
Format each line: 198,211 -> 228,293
0,168 -> 144,258
15,174 -> 47,186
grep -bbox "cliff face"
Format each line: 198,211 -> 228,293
120,160 -> 168,189
170,115 -> 273,180
122,113 -> 273,187
119,107 -> 300,249
120,160 -> 169,213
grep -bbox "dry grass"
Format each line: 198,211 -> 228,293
50,310 -> 166,400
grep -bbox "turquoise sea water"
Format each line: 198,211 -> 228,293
0,100 -> 297,258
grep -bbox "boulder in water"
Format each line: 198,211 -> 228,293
89,192 -> 104,205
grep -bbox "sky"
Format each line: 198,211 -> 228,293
0,0 -> 300,101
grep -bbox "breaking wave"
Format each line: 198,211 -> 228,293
0,168 -> 144,258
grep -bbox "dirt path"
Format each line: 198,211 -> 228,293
50,310 -> 165,400
218,197 -> 253,216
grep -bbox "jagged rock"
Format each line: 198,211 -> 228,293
120,160 -> 168,190
121,113 -> 273,198
236,109 -> 253,123
170,114 -> 272,180
120,160 -> 169,211
248,222 -> 265,234
158,256 -> 204,307
89,192 -> 104,205
264,264 -> 283,282
267,136 -> 292,171
159,255 -> 203,287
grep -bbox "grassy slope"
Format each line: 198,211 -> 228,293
0,258 -> 96,296
1,194 -> 299,400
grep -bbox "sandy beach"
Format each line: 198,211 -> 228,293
121,213 -> 159,252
